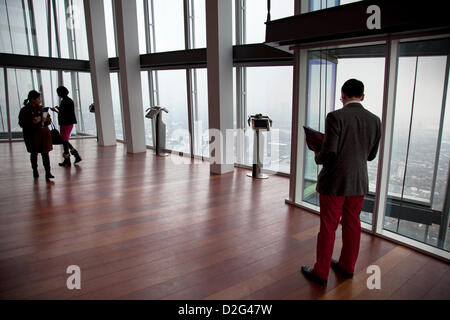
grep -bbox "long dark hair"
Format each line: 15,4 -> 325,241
23,90 -> 41,106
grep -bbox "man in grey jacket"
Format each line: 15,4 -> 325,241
301,79 -> 381,286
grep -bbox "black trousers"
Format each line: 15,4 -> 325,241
30,152 -> 51,172
62,141 -> 74,154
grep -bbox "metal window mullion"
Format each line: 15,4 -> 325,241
189,0 -> 196,49
396,56 -> 419,231
242,0 -> 246,44
27,0 -> 39,55
294,49 -> 309,203
235,0 -> 246,164
28,0 -> 44,97
186,69 -> 194,157
184,0 -> 194,157
148,0 -> 157,53
192,68 -> 200,155
4,0 -> 14,53
145,0 -> 160,145
73,72 -> 84,133
430,54 -> 450,208
236,67 -> 247,165
145,4 -> 158,103
4,69 -> 12,141
21,0 -> 32,56
373,39 -> 400,234
112,0 -> 118,56
438,159 -> 450,249
51,0 -> 61,58
116,71 -> 126,142
46,0 -> 53,57
242,66 -> 247,155
288,48 -> 300,202
68,0 -> 79,59
64,0 -> 75,59
143,0 -> 154,145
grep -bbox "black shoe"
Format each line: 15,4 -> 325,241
33,169 -> 39,178
330,259 -> 354,278
301,266 -> 327,286
45,173 -> 55,182
71,149 -> 82,164
58,154 -> 71,167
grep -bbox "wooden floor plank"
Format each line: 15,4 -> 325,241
0,140 -> 448,300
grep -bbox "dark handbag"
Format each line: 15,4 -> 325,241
50,123 -> 63,145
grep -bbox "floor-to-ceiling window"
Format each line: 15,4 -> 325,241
111,72 -> 123,141
157,69 -> 190,154
243,66 -> 293,174
302,46 -> 386,225
192,68 -> 209,158
293,37 -> 450,259
6,68 -> 37,139
384,40 -> 450,251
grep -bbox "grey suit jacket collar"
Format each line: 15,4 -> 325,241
344,102 -> 363,108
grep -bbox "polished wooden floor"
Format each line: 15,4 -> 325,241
0,139 -> 448,300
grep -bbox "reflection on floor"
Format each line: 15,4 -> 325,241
0,139 -> 448,299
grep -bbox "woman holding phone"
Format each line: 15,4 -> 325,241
50,86 -> 81,167
18,90 -> 54,181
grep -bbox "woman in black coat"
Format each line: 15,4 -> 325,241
50,86 -> 82,167
18,90 -> 55,181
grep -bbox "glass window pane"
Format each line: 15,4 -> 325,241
193,68 -> 208,157
0,0 -> 13,53
157,69 -> 189,153
71,0 -> 89,60
56,0 -> 69,58
111,72 -> 123,140
73,72 -> 95,136
104,0 -> 117,57
244,66 -> 293,173
153,0 -> 185,52
246,0 -> 294,44
437,68 -> 450,251
192,0 -> 206,49
33,0 -> 49,57
141,70 -> 153,146
310,0 -> 360,12
40,70 -> 60,128
334,57 -> 385,224
384,39 -> 449,251
302,45 -> 385,226
3,0 -> 29,55
1,0 -> 88,58
137,0 -> 147,54
8,68 -> 34,136
303,52 -> 337,205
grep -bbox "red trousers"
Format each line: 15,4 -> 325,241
313,194 -> 365,280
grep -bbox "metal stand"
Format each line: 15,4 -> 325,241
247,129 -> 268,179
155,112 -> 168,157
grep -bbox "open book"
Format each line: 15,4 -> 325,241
303,126 -> 324,152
